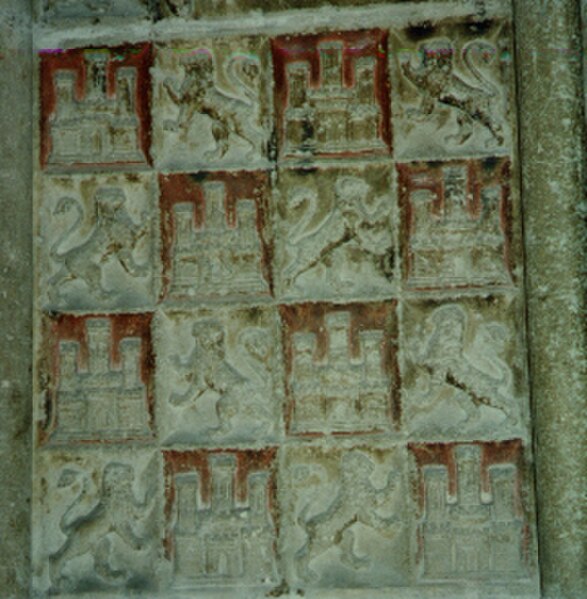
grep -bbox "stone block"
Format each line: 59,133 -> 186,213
390,18 -> 514,161
280,302 -> 399,436
401,296 -> 528,440
39,173 -> 157,311
279,443 -> 409,588
272,29 -> 391,161
154,307 -> 283,444
40,0 -> 151,21
33,449 -> 162,596
162,448 -> 279,590
38,312 -> 155,445
39,44 -> 152,170
152,38 -> 272,170
397,157 -> 515,291
274,165 -> 396,301
158,170 -> 272,302
409,440 -> 536,584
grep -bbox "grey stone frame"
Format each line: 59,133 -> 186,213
0,0 -> 586,597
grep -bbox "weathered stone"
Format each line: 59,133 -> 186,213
152,38 -> 272,170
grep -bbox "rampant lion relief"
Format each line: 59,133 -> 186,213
391,23 -> 513,159
154,40 -> 271,169
41,180 -> 154,310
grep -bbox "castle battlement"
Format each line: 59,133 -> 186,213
48,51 -> 143,165
421,445 -> 523,579
54,318 -> 149,441
172,454 -> 276,586
170,182 -> 266,298
284,40 -> 382,154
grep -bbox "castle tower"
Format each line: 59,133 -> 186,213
202,181 -> 228,232
286,62 -> 310,109
175,472 -> 200,535
424,466 -> 449,522
355,56 -> 376,104
58,340 -> 79,383
209,454 -> 236,515
235,199 -> 257,249
86,318 -> 112,375
318,41 -> 344,89
173,203 -> 196,250
455,445 -> 482,508
324,311 -> 352,364
359,330 -> 384,381
84,50 -> 109,101
490,465 -> 517,522
116,67 -> 136,116
120,337 -> 141,388
247,471 -> 271,524
292,332 -> 316,381
53,70 -> 76,116
443,166 -> 469,224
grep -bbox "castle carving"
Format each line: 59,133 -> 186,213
170,181 -> 267,298
283,41 -> 386,156
48,50 -> 144,165
290,311 -> 390,433
421,445 -> 524,579
172,454 -> 277,587
54,318 -> 150,441
406,163 -> 510,288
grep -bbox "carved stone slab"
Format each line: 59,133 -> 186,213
275,165 -> 396,301
280,444 -> 408,588
38,313 -> 155,445
272,29 -> 391,161
280,302 -> 399,436
39,173 -> 156,310
154,308 -> 283,444
152,38 -> 271,170
159,171 -> 272,302
33,449 -> 161,596
401,297 -> 527,440
398,158 -> 514,291
390,19 -> 514,160
409,440 -> 535,583
40,44 -> 152,170
162,449 -> 278,590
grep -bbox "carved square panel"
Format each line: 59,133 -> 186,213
152,38 -> 272,170
162,449 -> 279,590
272,29 -> 391,160
280,302 -> 399,436
279,444 -> 409,588
40,44 -> 152,169
154,307 -> 283,444
38,313 -> 155,445
409,440 -> 535,583
401,297 -> 528,440
41,0 -> 150,20
274,165 -> 396,301
33,449 -> 161,596
39,173 -> 157,311
398,158 -> 514,291
159,171 -> 272,302
390,19 -> 514,160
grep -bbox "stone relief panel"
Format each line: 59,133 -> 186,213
272,29 -> 391,161
155,308 -> 283,444
39,173 -> 156,311
275,165 -> 396,301
41,0 -> 150,20
40,44 -> 152,170
398,158 -> 514,291
280,445 -> 408,588
39,313 -> 154,445
280,302 -> 399,436
410,441 -> 533,582
152,38 -> 271,170
390,20 -> 513,160
163,449 -> 278,590
401,298 -> 527,440
33,450 -> 161,595
159,171 -> 272,302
